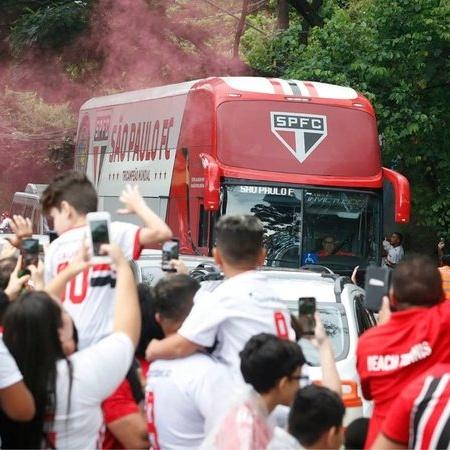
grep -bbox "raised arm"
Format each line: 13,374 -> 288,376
4,215 -> 32,249
382,238 -> 392,252
0,339 -> 35,421
145,333 -> 201,361
0,381 -> 35,421
312,313 -> 341,396
104,244 -> 141,347
117,185 -> 172,246
4,256 -> 30,301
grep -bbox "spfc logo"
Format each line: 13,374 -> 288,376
270,112 -> 327,163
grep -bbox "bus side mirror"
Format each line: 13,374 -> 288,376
382,167 -> 410,224
199,154 -> 220,211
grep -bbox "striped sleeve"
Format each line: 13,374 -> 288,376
382,373 -> 450,450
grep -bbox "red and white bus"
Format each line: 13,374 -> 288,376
74,77 -> 410,273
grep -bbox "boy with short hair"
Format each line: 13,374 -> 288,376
201,333 -> 305,450
41,171 -> 172,349
288,385 -> 345,450
146,215 -> 295,380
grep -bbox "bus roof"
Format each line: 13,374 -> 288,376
80,77 -> 360,110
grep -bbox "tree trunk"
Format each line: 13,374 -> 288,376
233,0 -> 250,58
277,0 -> 290,30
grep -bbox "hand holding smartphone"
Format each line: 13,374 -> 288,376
364,266 -> 391,312
298,297 -> 316,336
87,212 -> 112,263
19,238 -> 39,277
161,239 -> 179,272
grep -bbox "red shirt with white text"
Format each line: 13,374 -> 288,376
356,298 -> 450,448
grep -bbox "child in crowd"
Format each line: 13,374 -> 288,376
41,171 -> 171,348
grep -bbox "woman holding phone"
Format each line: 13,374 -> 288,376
0,244 -> 140,449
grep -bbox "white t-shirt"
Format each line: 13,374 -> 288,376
44,222 -> 141,349
51,332 -> 134,450
178,271 -> 295,381
146,353 -> 234,450
382,240 -> 404,266
268,427 -> 303,450
0,338 -> 22,389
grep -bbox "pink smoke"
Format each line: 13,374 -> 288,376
0,0 -> 250,208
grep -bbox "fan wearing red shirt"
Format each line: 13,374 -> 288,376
372,363 -> 450,450
102,363 -> 147,450
356,255 -> 450,448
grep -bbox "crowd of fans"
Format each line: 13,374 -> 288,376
0,170 -> 449,450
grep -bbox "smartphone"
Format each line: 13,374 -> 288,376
87,212 -> 111,263
20,238 -> 39,276
161,239 -> 179,272
298,297 -> 316,336
364,266 -> 391,312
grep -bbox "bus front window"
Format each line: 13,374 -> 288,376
222,184 -> 303,268
302,189 -> 381,271
222,183 -> 381,272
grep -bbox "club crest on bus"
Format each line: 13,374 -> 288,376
270,112 -> 327,163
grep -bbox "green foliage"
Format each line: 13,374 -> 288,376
243,0 -> 450,237
10,1 -> 90,54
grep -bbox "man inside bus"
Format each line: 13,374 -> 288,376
317,236 -> 353,257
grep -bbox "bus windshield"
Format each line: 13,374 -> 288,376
222,182 -> 381,272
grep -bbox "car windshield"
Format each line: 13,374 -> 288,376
140,266 -> 166,286
222,182 -> 381,272
257,270 -> 350,366
299,303 -> 349,366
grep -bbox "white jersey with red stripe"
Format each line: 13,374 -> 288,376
44,221 -> 142,349
146,353 -> 234,450
178,270 -> 295,382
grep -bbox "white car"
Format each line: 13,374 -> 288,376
255,267 -> 375,424
131,253 -> 375,423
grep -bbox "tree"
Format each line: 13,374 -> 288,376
9,1 -> 91,55
243,0 -> 450,239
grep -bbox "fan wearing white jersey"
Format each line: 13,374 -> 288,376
146,275 -> 235,450
1,244 -> 140,449
41,171 -> 172,349
146,215 -> 295,381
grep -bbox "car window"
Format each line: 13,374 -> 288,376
297,303 -> 349,366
